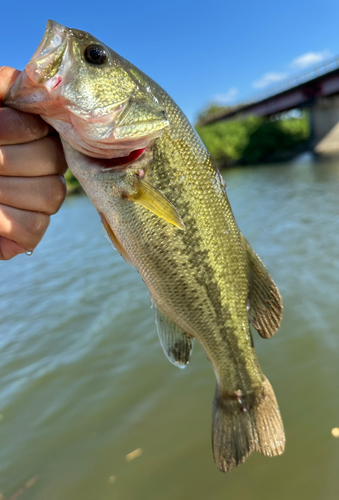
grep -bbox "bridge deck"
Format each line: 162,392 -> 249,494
200,56 -> 339,125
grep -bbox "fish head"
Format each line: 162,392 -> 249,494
3,20 -> 169,160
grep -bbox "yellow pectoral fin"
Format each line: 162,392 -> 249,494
127,177 -> 185,231
99,213 -> 134,266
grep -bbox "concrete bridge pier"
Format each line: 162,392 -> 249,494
309,95 -> 339,155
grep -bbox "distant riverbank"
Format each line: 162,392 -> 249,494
195,113 -> 310,167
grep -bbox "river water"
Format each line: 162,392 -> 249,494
0,157 -> 339,500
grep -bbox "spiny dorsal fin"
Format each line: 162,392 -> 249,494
243,236 -> 283,339
127,177 -> 185,230
152,299 -> 194,368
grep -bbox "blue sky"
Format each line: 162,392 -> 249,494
1,0 -> 339,123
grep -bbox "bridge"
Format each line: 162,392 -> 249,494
200,56 -> 339,155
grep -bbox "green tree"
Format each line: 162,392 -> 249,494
196,113 -> 310,166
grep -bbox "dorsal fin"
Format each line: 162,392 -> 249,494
152,299 -> 194,368
243,236 -> 283,338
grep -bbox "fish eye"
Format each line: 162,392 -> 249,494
84,45 -> 107,65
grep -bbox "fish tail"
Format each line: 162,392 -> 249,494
212,377 -> 285,472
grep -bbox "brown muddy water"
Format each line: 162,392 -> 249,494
0,157 -> 339,500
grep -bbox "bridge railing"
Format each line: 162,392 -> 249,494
240,55 -> 339,108
196,55 -> 339,126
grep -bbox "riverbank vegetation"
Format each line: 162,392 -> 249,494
64,170 -> 82,195
195,108 -> 310,167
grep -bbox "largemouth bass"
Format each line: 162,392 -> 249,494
3,20 -> 285,471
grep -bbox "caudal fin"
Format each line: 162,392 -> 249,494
212,377 -> 285,472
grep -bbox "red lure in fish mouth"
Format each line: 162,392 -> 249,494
101,147 -> 147,168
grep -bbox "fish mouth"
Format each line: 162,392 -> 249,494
3,20 -> 71,110
3,20 -> 167,164
25,20 -> 69,87
30,20 -> 68,63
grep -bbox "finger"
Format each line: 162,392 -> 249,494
0,175 -> 66,215
0,67 -> 21,99
0,236 -> 26,260
0,204 -> 50,250
0,108 -> 53,146
0,67 -> 53,145
0,136 -> 68,176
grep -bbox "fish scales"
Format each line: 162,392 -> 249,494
3,20 -> 285,471
101,78 -> 261,391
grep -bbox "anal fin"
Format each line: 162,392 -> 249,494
152,299 -> 194,368
243,236 -> 283,339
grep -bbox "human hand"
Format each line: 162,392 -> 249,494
0,66 -> 67,260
